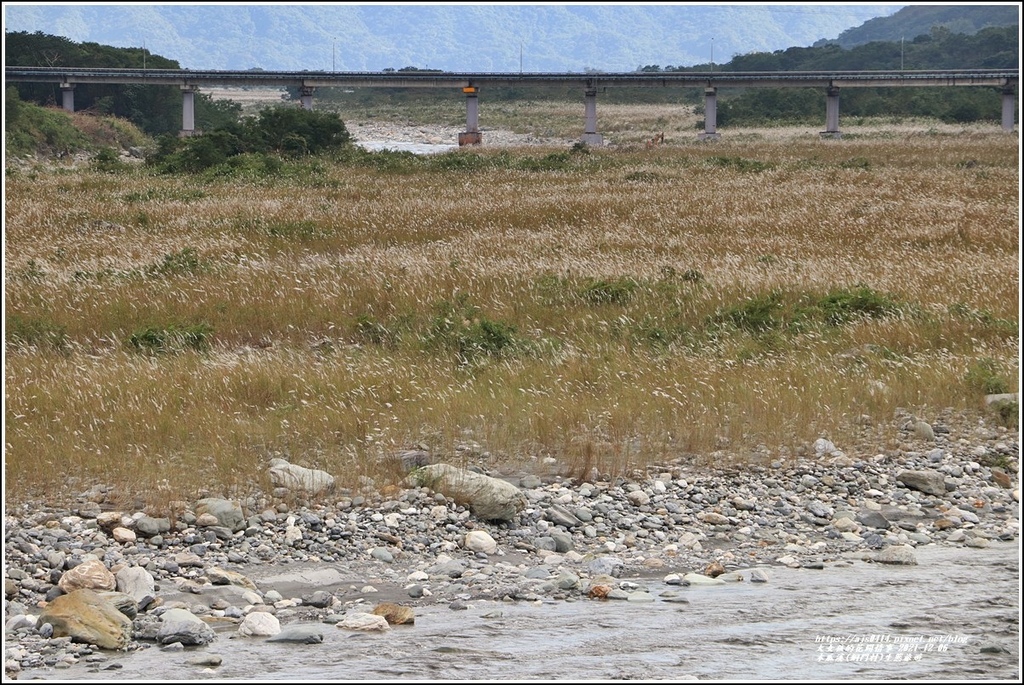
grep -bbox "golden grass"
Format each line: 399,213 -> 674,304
4,123 -> 1019,511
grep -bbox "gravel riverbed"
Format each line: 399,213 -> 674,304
3,405 -> 1019,680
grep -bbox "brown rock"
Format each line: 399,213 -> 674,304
95,512 -> 125,530
705,561 -> 726,578
588,584 -> 613,599
39,589 -> 133,650
991,468 -> 1013,489
58,559 -> 116,593
371,602 -> 415,625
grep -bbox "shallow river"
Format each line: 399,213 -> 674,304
23,543 -> 1019,681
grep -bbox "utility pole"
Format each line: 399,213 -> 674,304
710,38 -> 714,71
333,38 -> 336,71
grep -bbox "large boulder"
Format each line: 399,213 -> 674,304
413,464 -> 526,521
58,559 -> 116,594
115,566 -> 156,605
194,498 -> 245,532
39,589 -> 133,650
268,458 -> 335,496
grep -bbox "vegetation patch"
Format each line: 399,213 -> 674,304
5,315 -> 70,353
127,322 -> 214,355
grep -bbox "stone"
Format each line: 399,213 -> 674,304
701,512 -> 730,526
464,530 -> 497,554
874,545 -> 917,565
371,602 -> 415,625
135,516 -> 170,537
238,612 -> 281,637
856,510 -> 891,530
337,613 -> 390,631
268,458 -> 335,496
194,498 -> 245,532
111,527 -> 137,543
546,504 -> 582,528
413,464 -> 527,521
704,561 -> 726,578
990,469 -> 1012,489
749,568 -> 770,583
914,421 -> 935,441
95,512 -> 124,530
896,470 -> 946,497
586,556 -> 624,577
682,573 -> 727,586
58,559 -> 116,594
267,626 -> 324,644
95,591 -> 139,620
38,589 -> 133,650
206,567 -> 258,590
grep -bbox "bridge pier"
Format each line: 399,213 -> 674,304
60,83 -> 75,112
580,87 -> 603,146
300,86 -> 315,111
459,86 -> 482,146
698,87 -> 720,140
180,86 -> 197,137
1001,86 -> 1016,132
820,86 -> 841,139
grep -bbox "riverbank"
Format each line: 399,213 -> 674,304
3,405 -> 1019,680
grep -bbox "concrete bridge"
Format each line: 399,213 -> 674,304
5,66 -> 1018,144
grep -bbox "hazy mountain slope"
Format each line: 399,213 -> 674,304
823,4 -> 1020,47
2,4 -> 903,72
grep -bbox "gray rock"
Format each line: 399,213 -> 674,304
268,459 -> 335,496
115,566 -> 155,605
546,504 -> 582,528
749,568 -> 770,583
157,608 -> 217,646
306,591 -> 333,608
586,557 -> 624,577
856,510 -> 891,530
550,531 -> 574,553
896,470 -> 946,497
554,571 -> 580,590
370,547 -> 394,563
194,498 -> 245,532
914,421 -> 935,441
267,626 -> 324,644
874,545 -> 918,565
135,516 -> 170,538
413,464 -> 527,521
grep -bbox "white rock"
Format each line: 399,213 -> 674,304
238,612 -> 281,637
464,530 -> 497,555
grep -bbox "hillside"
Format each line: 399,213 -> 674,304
820,4 -> 1020,47
2,4 -> 903,72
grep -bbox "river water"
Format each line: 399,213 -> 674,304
356,141 -> 457,155
22,543 -> 1020,682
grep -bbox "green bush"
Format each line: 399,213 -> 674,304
6,314 -> 70,353
965,358 -> 1011,395
578,277 -> 638,306
127,323 -> 213,354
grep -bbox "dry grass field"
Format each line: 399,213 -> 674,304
4,114 -> 1020,511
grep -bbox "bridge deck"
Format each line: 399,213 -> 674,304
5,67 -> 1019,90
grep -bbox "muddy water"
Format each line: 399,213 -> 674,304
25,544 -> 1019,681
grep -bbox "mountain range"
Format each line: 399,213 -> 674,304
3,3 -> 910,73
